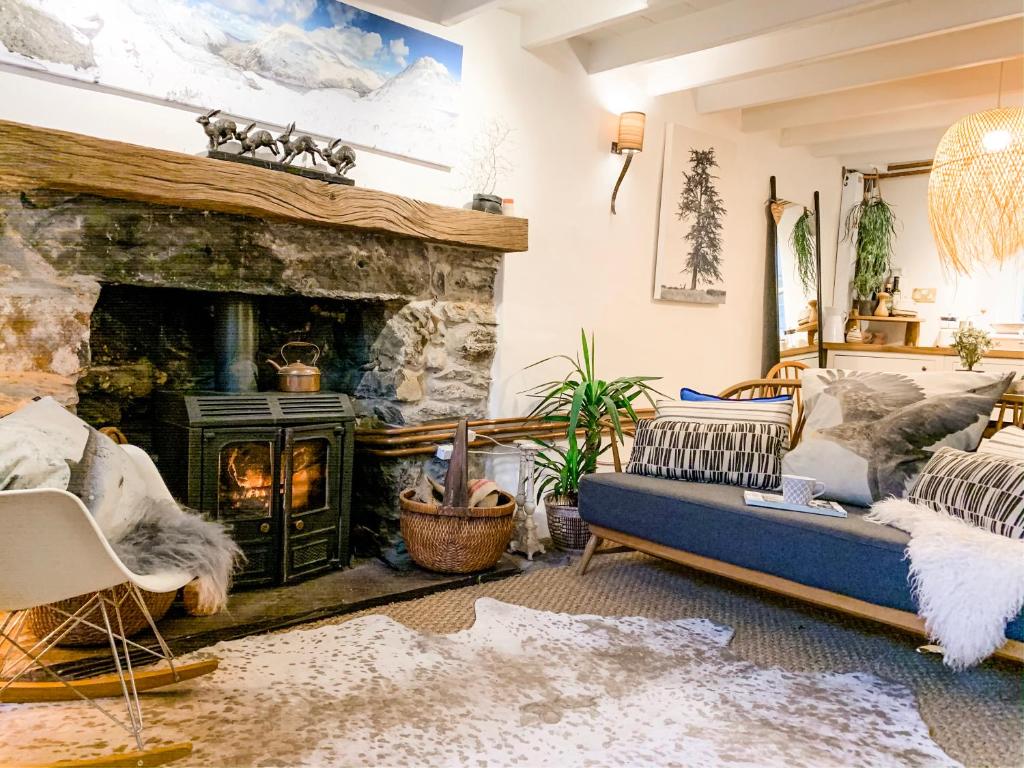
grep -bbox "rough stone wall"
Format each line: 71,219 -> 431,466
0,191 -> 502,545
0,191 -> 499,420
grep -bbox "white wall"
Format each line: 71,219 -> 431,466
0,8 -> 844,527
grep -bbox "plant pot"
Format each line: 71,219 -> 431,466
398,488 -> 516,574
471,193 -> 503,214
544,494 -> 591,552
856,298 -> 875,317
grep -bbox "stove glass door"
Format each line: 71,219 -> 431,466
202,427 -> 282,588
283,425 -> 341,582
219,440 -> 275,520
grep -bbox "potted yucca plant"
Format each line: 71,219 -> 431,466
526,331 -> 660,550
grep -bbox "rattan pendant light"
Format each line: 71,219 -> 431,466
927,65 -> 1024,274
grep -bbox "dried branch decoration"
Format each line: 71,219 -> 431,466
460,119 -> 514,196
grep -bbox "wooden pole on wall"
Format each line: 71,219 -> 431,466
813,190 -> 825,368
762,176 -> 781,376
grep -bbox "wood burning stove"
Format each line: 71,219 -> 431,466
155,392 -> 354,589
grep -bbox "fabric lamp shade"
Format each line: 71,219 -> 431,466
616,112 -> 646,153
927,106 -> 1024,274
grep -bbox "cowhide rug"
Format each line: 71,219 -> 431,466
0,599 -> 956,767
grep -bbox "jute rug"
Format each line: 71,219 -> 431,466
1,552 -> 1021,767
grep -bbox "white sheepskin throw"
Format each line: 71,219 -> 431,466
868,497 -> 1024,670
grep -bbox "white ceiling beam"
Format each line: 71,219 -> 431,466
646,0 -> 1023,96
348,0 -> 498,24
741,61 -> 1023,131
521,0 -> 650,50
781,90 -> 1024,147
585,0 -> 885,74
696,19 -> 1024,113
345,0 -> 438,21
437,0 -> 503,25
806,128 -> 948,158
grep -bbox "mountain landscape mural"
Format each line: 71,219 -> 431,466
0,0 -> 464,166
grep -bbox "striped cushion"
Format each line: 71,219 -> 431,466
626,419 -> 787,490
655,398 -> 793,448
909,446 -> 1024,539
978,425 -> 1024,461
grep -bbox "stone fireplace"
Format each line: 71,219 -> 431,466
0,189 -> 504,548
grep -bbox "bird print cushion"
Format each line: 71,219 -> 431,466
782,369 -> 1013,506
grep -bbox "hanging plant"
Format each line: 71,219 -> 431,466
790,207 -> 816,297
845,184 -> 898,300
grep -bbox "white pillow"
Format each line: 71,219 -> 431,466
0,397 -> 87,491
0,397 -> 142,538
978,425 -> 1024,461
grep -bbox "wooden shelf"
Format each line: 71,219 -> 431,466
0,119 -> 528,253
780,344 -> 818,359
848,313 -> 921,345
824,342 -> 1024,360
850,313 -> 922,323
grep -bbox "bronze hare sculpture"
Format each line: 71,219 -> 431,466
196,109 -> 237,150
325,139 -> 357,176
277,122 -> 324,166
237,122 -> 279,157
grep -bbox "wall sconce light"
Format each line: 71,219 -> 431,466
611,111 -> 645,214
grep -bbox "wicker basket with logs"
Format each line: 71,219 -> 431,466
399,419 -> 515,574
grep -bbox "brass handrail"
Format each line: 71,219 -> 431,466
353,387 -> 1023,458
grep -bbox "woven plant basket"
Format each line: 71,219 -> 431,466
545,495 -> 591,552
26,584 -> 176,647
399,488 -> 516,574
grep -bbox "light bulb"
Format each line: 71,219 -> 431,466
982,128 -> 1012,152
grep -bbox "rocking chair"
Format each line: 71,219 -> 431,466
0,446 -> 219,767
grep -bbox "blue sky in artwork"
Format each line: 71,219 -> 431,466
312,2 -> 463,78
195,0 -> 462,80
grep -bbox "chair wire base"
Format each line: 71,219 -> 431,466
0,584 -> 176,752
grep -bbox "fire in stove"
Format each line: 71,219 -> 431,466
221,443 -> 274,517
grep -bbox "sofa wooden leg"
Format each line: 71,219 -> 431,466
578,534 -> 603,576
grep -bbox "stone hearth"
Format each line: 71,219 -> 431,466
0,190 -> 502,546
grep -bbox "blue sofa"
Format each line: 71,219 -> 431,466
578,472 -> 1024,652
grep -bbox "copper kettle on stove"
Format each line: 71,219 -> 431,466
267,342 -> 321,392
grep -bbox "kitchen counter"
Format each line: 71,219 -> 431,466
823,343 -> 1023,360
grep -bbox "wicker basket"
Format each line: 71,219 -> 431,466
399,489 -> 516,574
545,495 -> 591,551
26,584 -> 176,647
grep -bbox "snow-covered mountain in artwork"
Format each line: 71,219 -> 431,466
0,0 -> 463,166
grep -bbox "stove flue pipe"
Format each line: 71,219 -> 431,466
214,295 -> 258,392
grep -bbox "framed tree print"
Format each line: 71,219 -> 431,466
654,124 -> 735,304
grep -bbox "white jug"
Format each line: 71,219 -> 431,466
823,307 -> 848,343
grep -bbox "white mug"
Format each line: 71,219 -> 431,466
781,474 -> 825,506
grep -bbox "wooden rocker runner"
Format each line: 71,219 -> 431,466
0,487 -> 220,767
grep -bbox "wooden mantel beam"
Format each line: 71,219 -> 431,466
0,120 -> 528,254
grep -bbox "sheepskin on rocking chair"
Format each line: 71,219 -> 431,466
0,397 -> 241,614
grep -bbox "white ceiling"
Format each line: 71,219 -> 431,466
360,0 -> 1024,164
